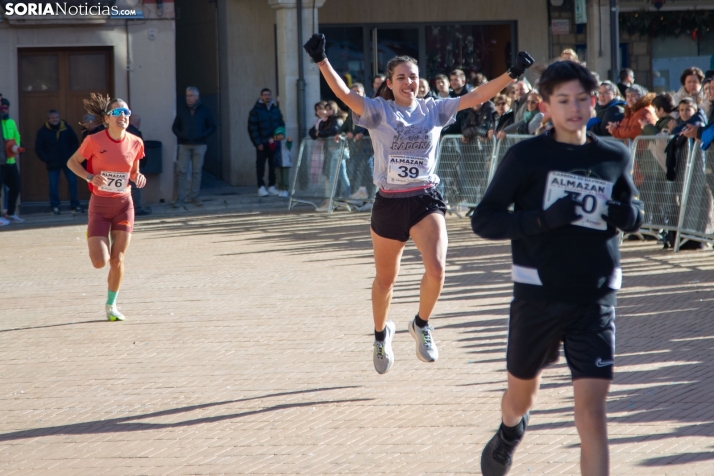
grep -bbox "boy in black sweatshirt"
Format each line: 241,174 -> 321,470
472,61 -> 643,476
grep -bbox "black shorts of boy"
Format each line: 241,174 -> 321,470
370,187 -> 446,242
507,298 -> 616,380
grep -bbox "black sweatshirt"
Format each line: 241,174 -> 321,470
471,131 -> 642,306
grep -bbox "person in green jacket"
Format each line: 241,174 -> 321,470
641,93 -> 677,135
0,98 -> 24,224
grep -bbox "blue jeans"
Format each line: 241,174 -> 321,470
48,166 -> 79,209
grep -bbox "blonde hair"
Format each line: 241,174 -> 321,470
560,48 -> 579,62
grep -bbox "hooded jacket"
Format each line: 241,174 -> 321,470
35,120 -> 79,171
248,99 -> 285,147
611,93 -> 657,140
589,99 -> 626,136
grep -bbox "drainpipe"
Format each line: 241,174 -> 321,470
126,19 -> 131,104
610,0 -> 620,82
297,0 -> 306,140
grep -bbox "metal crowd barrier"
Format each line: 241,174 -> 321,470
630,135 -> 683,238
675,143 -> 714,250
288,137 -> 346,213
290,131 -> 714,251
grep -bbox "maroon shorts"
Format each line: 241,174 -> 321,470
87,194 -> 134,238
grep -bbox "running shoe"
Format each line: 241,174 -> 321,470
0,217 -> 9,226
7,215 -> 24,224
408,317 -> 439,362
258,186 -> 269,197
373,320 -> 396,374
349,188 -> 369,200
481,413 -> 530,476
267,186 -> 280,196
357,202 -> 373,212
106,304 -> 126,322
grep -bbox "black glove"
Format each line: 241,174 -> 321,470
508,51 -> 535,79
602,196 -> 644,231
540,195 -> 582,231
303,33 -> 327,63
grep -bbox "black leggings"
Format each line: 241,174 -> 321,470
0,163 -> 20,215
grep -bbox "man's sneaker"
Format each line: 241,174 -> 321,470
357,202 -> 373,212
105,304 -> 126,322
373,320 -> 396,374
53,207 -> 61,215
408,318 -> 439,362
258,186 -> 269,197
7,214 -> 24,224
0,217 -> 10,226
481,413 -> 530,476
72,206 -> 85,214
172,199 -> 184,209
349,187 -> 369,200
267,186 -> 280,196
192,197 -> 203,206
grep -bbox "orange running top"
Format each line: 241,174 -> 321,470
79,129 -> 145,197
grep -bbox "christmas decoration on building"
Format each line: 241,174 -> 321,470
619,10 -> 714,39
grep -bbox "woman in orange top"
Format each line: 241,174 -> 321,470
67,94 -> 146,321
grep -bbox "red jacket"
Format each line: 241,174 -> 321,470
611,93 -> 657,140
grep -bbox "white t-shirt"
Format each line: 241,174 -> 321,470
353,96 -> 461,192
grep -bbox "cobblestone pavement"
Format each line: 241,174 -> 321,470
1,211 -> 713,475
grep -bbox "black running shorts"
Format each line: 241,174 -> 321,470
507,298 -> 616,381
370,187 -> 447,242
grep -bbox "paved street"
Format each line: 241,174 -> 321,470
1,210 -> 714,475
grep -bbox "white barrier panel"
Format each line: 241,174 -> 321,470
630,135 -> 682,237
331,136 -> 376,209
435,135 -> 496,209
288,138 -> 346,213
675,143 -> 714,250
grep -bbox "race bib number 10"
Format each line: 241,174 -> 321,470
98,171 -> 130,193
543,171 -> 613,230
387,155 -> 429,184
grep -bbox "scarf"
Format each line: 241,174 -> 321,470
523,109 -> 536,125
45,120 -> 67,139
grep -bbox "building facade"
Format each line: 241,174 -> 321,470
0,0 -> 176,205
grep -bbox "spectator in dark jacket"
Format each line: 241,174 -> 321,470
248,88 -> 285,197
491,94 -> 514,137
171,86 -> 217,207
617,68 -> 635,98
461,101 -> 496,142
589,81 -> 626,136
441,69 -> 473,136
35,109 -> 81,214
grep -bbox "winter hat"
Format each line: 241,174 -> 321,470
274,126 -> 286,136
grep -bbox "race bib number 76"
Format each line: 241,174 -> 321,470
543,171 -> 613,230
98,171 -> 130,193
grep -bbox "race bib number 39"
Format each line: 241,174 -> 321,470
543,171 -> 613,230
98,171 -> 130,193
387,155 -> 429,184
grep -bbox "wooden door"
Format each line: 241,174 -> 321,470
18,47 -> 113,203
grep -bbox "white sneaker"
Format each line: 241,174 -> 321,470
357,202 -> 373,212
258,186 -> 269,197
373,320 -> 396,374
7,215 -> 24,224
267,186 -> 280,196
280,190 -> 289,198
315,199 -> 331,212
0,217 -> 10,226
349,187 -> 369,200
106,304 -> 126,322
